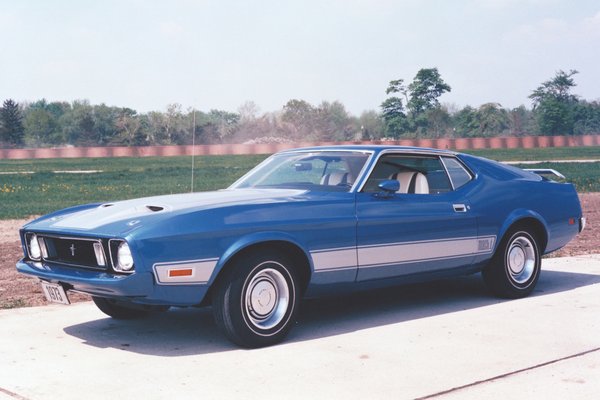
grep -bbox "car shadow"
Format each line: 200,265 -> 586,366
63,269 -> 600,356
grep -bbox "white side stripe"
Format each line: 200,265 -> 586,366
311,247 -> 357,272
312,236 -> 496,272
359,236 -> 495,267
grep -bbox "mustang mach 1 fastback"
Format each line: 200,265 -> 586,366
17,146 -> 584,347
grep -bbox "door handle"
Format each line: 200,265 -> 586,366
453,204 -> 467,213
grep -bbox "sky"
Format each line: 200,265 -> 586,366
1,0 -> 599,116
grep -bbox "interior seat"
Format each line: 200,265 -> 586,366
390,171 -> 429,194
321,171 -> 349,186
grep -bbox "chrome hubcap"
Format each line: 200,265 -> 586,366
507,236 -> 536,284
245,267 -> 289,330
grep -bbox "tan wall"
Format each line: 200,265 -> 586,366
1,135 -> 599,159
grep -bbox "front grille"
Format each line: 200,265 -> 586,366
39,235 -> 108,270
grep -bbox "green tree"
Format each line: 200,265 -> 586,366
23,100 -> 72,145
381,98 -> 408,137
23,108 -> 60,145
386,79 -> 408,102
145,108 -> 191,145
207,109 -> 240,142
475,103 -> 510,137
0,99 -> 25,146
452,106 -> 478,137
282,100 -> 314,124
45,101 -> 71,120
529,70 -> 579,135
93,104 -> 120,145
315,101 -> 354,141
282,99 -> 317,139
530,69 -> 579,107
407,68 -> 451,117
145,111 -> 166,144
424,106 -> 452,138
508,106 -> 536,136
358,110 -> 385,140
382,68 -> 451,137
380,80 -> 408,138
573,101 -> 600,135
24,99 -> 75,145
535,98 -> 574,135
114,108 -> 146,145
58,100 -> 96,145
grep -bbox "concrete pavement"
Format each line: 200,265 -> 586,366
1,255 -> 599,400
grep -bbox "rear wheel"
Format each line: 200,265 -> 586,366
483,229 -> 541,298
212,251 -> 300,348
92,297 -> 168,319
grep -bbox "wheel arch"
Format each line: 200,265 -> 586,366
207,234 -> 313,303
496,210 -> 548,254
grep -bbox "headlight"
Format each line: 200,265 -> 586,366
115,242 -> 134,272
28,234 -> 41,260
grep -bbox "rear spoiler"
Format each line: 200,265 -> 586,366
524,169 -> 566,180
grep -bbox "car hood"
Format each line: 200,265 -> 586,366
24,188 -> 311,235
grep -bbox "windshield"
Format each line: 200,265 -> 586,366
230,151 -> 371,192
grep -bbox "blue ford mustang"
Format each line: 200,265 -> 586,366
16,146 -> 584,347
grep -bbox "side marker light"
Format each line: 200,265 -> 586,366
169,269 -> 193,277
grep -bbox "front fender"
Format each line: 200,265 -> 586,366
211,231 -> 315,283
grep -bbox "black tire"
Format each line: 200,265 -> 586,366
92,296 -> 157,319
482,229 -> 541,299
212,251 -> 300,348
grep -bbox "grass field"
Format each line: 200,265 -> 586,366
465,146 -> 600,161
0,155 -> 267,219
0,147 -> 598,219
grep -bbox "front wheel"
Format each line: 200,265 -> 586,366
212,252 -> 300,348
483,229 -> 541,299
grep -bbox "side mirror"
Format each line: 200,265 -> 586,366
376,179 -> 399,197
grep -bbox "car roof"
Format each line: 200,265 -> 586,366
279,145 -> 458,156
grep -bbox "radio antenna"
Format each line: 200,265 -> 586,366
191,109 -> 196,193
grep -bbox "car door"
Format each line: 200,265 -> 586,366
355,152 -> 480,282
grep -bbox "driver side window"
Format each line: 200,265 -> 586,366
362,154 -> 453,194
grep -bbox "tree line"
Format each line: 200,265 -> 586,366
1,69 -> 599,148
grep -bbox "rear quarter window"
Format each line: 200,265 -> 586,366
442,157 -> 473,189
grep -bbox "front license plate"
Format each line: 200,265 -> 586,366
41,281 -> 70,305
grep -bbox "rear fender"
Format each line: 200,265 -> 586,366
495,209 -> 549,253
